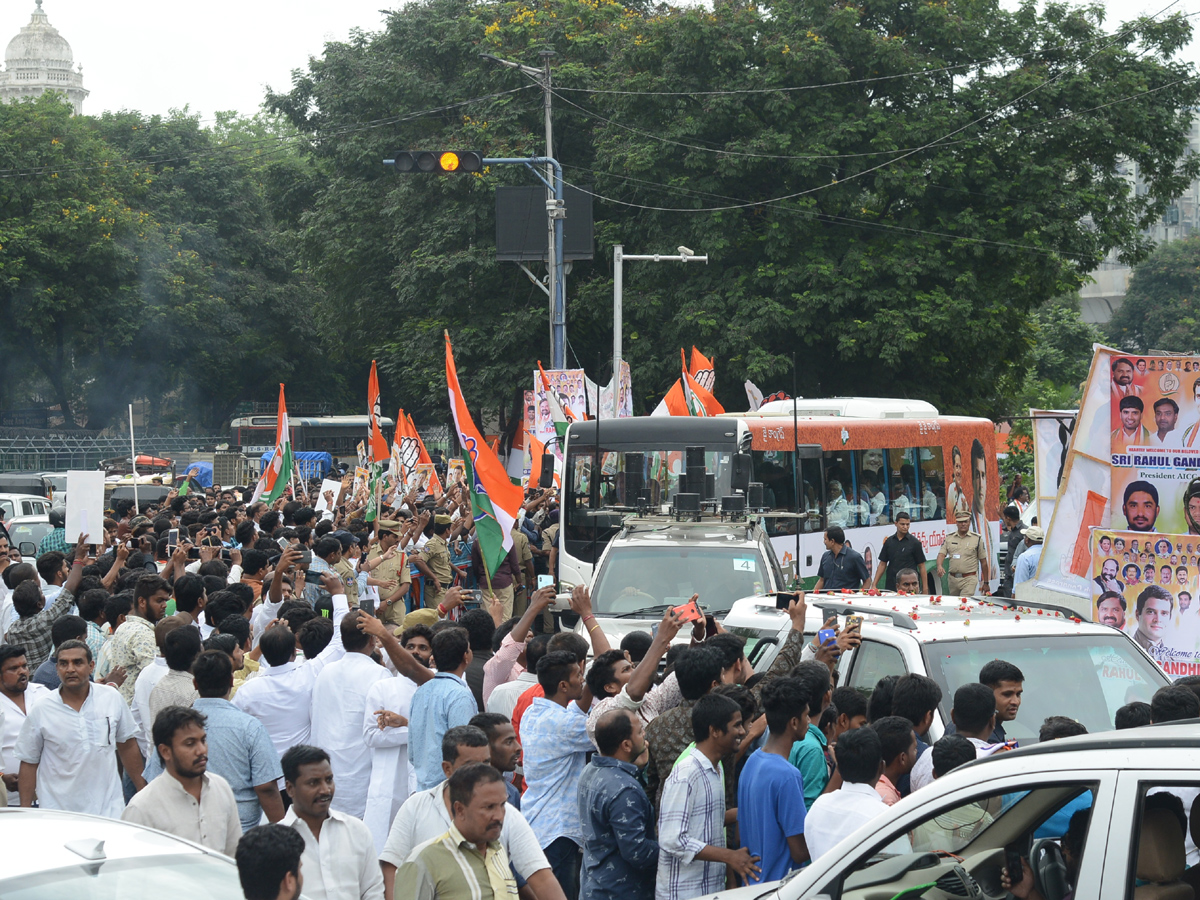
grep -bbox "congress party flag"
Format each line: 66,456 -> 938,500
367,360 -> 391,464
251,384 -> 293,504
446,332 -> 524,577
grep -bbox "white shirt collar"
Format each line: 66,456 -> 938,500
842,781 -> 885,800
264,661 -> 297,676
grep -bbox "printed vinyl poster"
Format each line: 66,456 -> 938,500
534,368 -> 588,441
1109,355 -> 1200,536
1032,409 -> 1076,529
446,459 -> 466,486
1092,528 -> 1200,667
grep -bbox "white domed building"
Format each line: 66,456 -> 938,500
0,1 -> 87,114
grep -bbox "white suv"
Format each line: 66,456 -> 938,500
713,723 -> 1200,900
721,591 -> 1170,742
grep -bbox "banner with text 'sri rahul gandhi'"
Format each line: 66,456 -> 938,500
1109,354 -> 1200,538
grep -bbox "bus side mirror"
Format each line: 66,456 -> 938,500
538,454 -> 555,489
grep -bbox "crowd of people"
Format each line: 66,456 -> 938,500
0,476 -> 1171,900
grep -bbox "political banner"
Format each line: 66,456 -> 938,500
1108,354 -> 1200,537
1091,527 -> 1200,670
1031,409 -> 1076,529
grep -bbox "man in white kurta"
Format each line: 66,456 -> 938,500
362,672 -> 420,853
0,647 -> 51,806
309,613 -> 391,819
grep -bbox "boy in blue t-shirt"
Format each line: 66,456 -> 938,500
737,674 -> 821,882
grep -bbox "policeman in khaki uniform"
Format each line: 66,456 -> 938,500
413,514 -> 455,611
331,532 -> 361,609
364,520 -> 411,628
509,523 -> 534,617
937,510 -> 990,596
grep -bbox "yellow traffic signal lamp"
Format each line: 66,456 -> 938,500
390,151 -> 483,174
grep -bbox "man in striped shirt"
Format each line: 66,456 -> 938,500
656,693 -> 761,900
396,762 -> 517,900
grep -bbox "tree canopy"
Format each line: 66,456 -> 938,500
269,0 -> 1200,425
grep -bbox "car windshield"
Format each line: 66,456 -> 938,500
591,546 -> 768,616
0,854 -> 242,898
10,522 -> 52,553
922,634 -> 1164,741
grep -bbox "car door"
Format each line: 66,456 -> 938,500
843,634 -> 911,697
780,767 -> 1119,900
1102,771 -> 1200,897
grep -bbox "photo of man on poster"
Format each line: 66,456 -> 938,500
1152,398 -> 1182,448
1112,357 -> 1143,399
1112,396 -> 1151,451
1096,591 -> 1126,629
1122,481 -> 1161,533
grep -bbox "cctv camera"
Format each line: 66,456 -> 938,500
678,246 -> 694,257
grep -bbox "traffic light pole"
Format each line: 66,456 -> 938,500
480,52 -> 564,369
484,156 -> 566,369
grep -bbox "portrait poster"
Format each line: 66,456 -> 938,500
1091,528 -> 1200,672
446,459 -> 466,486
1108,354 -> 1200,537
533,368 -> 588,442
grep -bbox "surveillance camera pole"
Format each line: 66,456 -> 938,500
480,50 -> 565,369
612,245 -> 708,418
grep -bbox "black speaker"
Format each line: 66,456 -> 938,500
747,482 -> 764,510
538,454 -> 555,489
722,495 -> 746,514
731,452 -> 752,493
624,452 -> 644,502
705,473 -> 716,499
684,446 -> 707,497
674,492 -> 701,514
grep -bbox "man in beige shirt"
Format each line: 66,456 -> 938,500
122,705 -> 242,857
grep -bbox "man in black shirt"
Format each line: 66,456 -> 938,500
814,525 -> 870,591
872,511 -> 928,592
997,505 -> 1027,598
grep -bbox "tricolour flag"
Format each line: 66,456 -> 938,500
653,348 -> 725,417
251,384 -> 293,504
367,360 -> 390,464
446,332 -> 524,577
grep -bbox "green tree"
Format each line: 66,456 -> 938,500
0,95 -> 154,423
1108,235 -> 1200,354
270,0 -> 1199,422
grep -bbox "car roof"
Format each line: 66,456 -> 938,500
723,592 -> 1109,641
0,493 -> 50,502
0,808 -> 215,879
609,519 -> 765,548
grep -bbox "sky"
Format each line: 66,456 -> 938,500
1,0 -> 1198,120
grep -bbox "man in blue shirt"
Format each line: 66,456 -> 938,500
739,676 -> 813,881
408,627 -> 478,791
813,526 -> 870,591
579,709 -> 659,900
786,661 -> 833,807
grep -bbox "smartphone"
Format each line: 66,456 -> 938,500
537,574 -> 554,591
774,591 -> 798,611
817,627 -> 837,647
846,614 -> 863,635
167,528 -> 179,551
1005,848 -> 1023,885
673,598 -> 704,624
187,547 -> 201,559
704,614 -> 719,639
277,536 -> 290,550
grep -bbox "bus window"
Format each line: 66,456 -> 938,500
886,448 -> 920,523
749,451 -> 822,533
918,447 -> 946,521
823,450 -> 855,528
854,448 -> 887,527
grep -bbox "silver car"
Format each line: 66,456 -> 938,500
0,807 -> 244,897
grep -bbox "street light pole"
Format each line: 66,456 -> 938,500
481,50 -> 566,369
612,245 -> 708,418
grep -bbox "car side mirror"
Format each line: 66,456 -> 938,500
18,541 -> 35,557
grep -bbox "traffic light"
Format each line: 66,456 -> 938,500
389,151 -> 484,174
